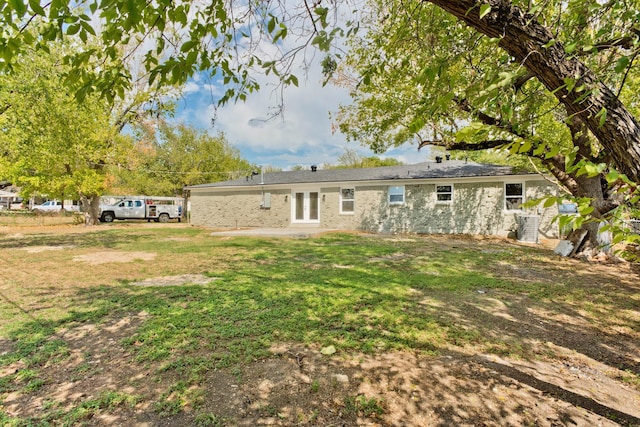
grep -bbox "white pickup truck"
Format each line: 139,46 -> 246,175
99,196 -> 183,223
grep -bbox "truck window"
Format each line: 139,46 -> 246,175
134,201 -> 143,207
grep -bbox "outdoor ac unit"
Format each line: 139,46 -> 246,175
516,214 -> 539,243
630,219 -> 640,233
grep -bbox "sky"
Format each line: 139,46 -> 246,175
171,66 -> 429,171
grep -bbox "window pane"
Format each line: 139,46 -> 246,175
295,193 -> 304,220
389,186 -> 404,203
436,185 -> 452,202
506,183 -> 523,196
342,200 -> 354,212
341,188 -> 354,200
506,197 -> 523,210
309,192 -> 319,220
389,186 -> 403,195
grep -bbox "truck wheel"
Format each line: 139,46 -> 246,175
158,213 -> 170,223
101,212 -> 115,223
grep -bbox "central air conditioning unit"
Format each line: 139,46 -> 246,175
516,214 -> 539,243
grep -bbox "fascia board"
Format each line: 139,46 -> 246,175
188,173 -> 548,193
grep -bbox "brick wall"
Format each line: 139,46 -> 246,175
189,179 -> 559,237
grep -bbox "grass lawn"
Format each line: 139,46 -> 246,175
0,224 -> 639,426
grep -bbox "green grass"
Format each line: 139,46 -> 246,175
344,394 -> 386,417
0,391 -> 139,426
0,226 -> 638,425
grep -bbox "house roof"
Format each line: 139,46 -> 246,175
188,160 -> 530,190
0,189 -> 19,198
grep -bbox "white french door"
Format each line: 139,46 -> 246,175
292,191 -> 320,223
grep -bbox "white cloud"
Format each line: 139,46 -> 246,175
170,13 -> 426,170
174,70 -> 426,169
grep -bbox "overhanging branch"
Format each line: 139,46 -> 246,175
426,0 -> 640,183
418,139 -> 512,150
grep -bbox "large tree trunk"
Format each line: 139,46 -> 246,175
80,194 -> 101,226
440,109 -> 618,256
425,0 -> 640,183
569,175 -> 612,255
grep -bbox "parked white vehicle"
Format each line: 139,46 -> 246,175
32,200 -> 80,212
99,196 -> 183,223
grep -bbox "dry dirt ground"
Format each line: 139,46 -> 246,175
1,224 -> 639,426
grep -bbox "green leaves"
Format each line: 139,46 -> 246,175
8,0 -> 27,18
273,23 -> 288,43
614,56 -> 630,73
595,107 -> 607,128
479,4 -> 491,19
454,122 -> 491,143
28,0 -> 45,15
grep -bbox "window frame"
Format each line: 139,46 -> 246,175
504,182 -> 525,211
339,187 -> 355,215
388,185 -> 405,205
435,184 -> 454,204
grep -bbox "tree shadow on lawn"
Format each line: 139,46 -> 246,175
0,230 -> 147,250
2,235 -> 640,425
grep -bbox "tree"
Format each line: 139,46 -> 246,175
0,42 -> 164,225
1,0 -> 639,247
109,121 -> 254,195
332,0 -> 640,252
0,46 -> 121,224
324,148 -> 404,169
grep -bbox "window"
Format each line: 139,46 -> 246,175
436,185 -> 453,203
340,188 -> 355,214
558,201 -> 577,214
389,185 -> 405,204
505,183 -> 524,210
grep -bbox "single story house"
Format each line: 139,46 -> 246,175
0,188 -> 22,210
186,160 -> 561,239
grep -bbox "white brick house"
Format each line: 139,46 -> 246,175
186,160 -> 560,238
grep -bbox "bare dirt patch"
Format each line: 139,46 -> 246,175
22,245 -> 75,253
1,226 -> 639,426
73,251 -> 157,265
5,329 -> 638,426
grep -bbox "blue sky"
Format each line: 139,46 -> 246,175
171,67 -> 430,171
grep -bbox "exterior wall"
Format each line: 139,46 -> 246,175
357,180 -> 559,237
189,189 -> 291,228
318,186 -> 362,229
524,180 -> 560,239
189,178 -> 559,238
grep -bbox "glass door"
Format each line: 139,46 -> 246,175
292,191 -> 320,223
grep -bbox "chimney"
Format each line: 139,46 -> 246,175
435,156 -> 443,163
311,165 -> 318,172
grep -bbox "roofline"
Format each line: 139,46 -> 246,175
187,173 -> 545,193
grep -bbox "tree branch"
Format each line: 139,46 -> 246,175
426,0 -> 640,183
513,71 -> 535,91
582,29 -> 640,54
454,97 -> 529,139
418,139 -> 512,150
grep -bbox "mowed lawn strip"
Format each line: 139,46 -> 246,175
0,226 -> 638,424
